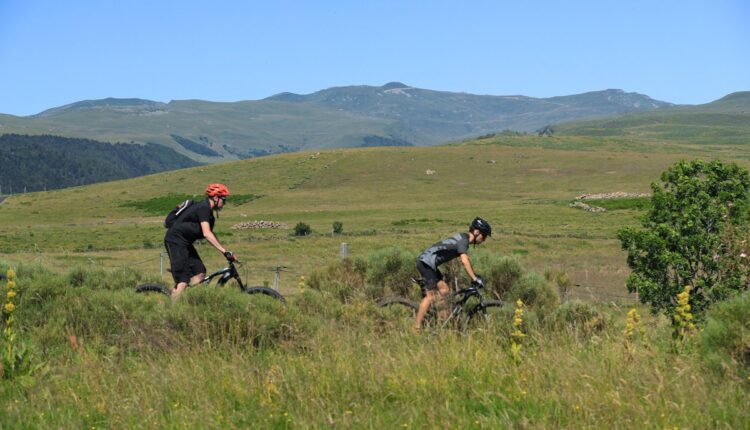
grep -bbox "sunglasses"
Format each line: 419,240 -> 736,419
220,197 -> 227,203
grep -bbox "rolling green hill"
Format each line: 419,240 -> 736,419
0,84 -> 672,163
553,91 -> 750,145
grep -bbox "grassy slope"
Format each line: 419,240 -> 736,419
1,135 -> 749,428
2,134 -> 747,299
554,91 -> 750,147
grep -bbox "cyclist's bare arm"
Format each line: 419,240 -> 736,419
201,221 -> 228,255
460,253 -> 478,282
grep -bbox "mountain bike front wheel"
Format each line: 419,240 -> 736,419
135,283 -> 171,297
243,286 -> 286,303
462,300 -> 507,331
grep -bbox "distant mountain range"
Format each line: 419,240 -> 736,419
1,84 -> 747,195
0,83 -> 676,162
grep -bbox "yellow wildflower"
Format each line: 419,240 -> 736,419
673,285 -> 696,341
4,303 -> 15,313
511,299 -> 525,360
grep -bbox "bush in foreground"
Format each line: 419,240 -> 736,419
699,290 -> 750,373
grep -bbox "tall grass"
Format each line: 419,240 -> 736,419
0,265 -> 747,428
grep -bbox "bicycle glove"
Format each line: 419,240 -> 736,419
224,251 -> 236,261
472,275 -> 485,288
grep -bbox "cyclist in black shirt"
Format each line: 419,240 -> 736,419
414,217 -> 492,330
164,183 -> 236,301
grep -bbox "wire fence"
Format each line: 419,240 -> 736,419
18,241 -> 636,302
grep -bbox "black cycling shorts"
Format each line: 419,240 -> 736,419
416,260 -> 443,291
164,241 -> 206,284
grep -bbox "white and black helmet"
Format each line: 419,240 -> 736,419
470,217 -> 492,237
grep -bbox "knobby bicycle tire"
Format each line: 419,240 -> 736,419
377,296 -> 438,326
463,299 -> 507,330
243,286 -> 286,303
135,283 -> 171,297
376,296 -> 419,313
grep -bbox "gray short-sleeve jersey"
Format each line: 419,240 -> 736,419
418,232 -> 470,270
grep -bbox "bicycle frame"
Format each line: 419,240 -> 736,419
200,261 -> 245,290
440,285 -> 486,328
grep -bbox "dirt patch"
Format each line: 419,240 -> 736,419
569,192 -> 651,213
576,192 -> 650,200
232,220 -> 288,230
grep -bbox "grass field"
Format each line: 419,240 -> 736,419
2,135 -> 748,298
1,134 -> 749,427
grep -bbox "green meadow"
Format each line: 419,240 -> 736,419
1,134 -> 749,428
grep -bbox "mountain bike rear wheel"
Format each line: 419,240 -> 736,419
378,297 -> 419,318
377,296 -> 419,315
377,296 -> 438,327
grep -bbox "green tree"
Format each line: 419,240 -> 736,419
618,160 -> 750,316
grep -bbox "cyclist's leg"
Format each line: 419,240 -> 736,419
435,279 -> 451,320
415,291 -> 434,330
414,261 -> 441,330
165,241 -> 194,301
187,244 -> 206,285
172,282 -> 189,301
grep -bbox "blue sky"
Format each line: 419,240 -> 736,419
1,0 -> 748,116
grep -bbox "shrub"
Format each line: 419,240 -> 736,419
507,272 -> 559,320
366,246 -> 419,299
307,258 -> 368,303
699,291 -> 750,373
65,266 -> 154,290
545,269 -> 574,302
470,251 -> 524,300
332,221 -> 343,234
9,262 -> 315,356
551,300 -> 607,334
290,288 -> 344,321
179,287 -> 301,348
294,222 -> 312,236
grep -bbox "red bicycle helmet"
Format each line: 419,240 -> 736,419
205,183 -> 231,198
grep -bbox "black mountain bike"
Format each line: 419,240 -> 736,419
136,260 -> 285,302
377,277 -> 505,330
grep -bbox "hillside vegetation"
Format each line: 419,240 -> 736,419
555,91 -> 750,146
0,260 -> 748,428
1,135 -> 748,296
1,135 -> 749,427
0,134 -> 199,192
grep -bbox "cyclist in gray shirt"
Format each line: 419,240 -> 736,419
414,217 -> 492,330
